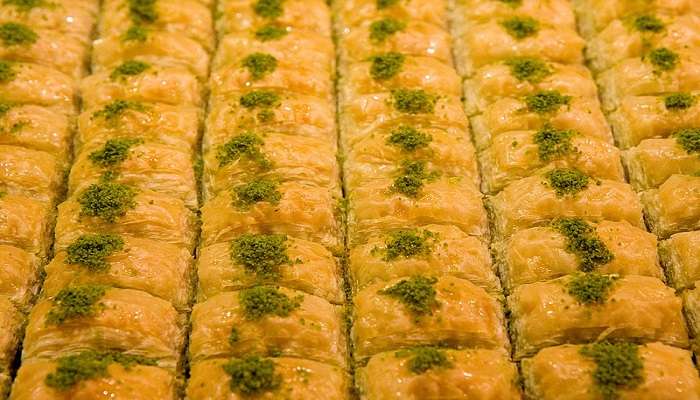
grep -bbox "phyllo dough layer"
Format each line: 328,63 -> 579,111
188,357 -> 347,400
357,348 -> 521,400
509,274 -> 688,358
353,276 -> 508,358
522,342 -> 700,400
189,288 -> 345,366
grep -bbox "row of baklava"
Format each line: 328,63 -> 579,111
185,1 -> 349,398
452,0 -> 700,398
576,0 -> 700,389
8,0 -> 213,398
334,1 -> 524,398
0,1 -> 99,397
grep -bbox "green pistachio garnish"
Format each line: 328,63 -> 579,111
391,160 -> 439,197
395,347 -> 453,374
88,138 -> 143,168
567,272 -> 617,304
254,24 -> 288,41
504,57 -> 551,83
216,132 -> 271,169
45,351 -> 157,390
369,52 -> 405,80
377,0 -> 399,9
632,14 -> 664,33
369,18 -> 406,43
128,0 -> 157,24
381,229 -> 436,261
664,92 -> 695,111
242,53 -> 278,81
253,0 -> 284,19
110,60 -> 150,81
551,218 -> 614,272
46,284 -> 108,324
580,342 -> 644,400
0,61 -> 16,83
0,100 -> 15,117
380,276 -> 439,317
240,90 -> 280,109
231,234 -> 291,278
387,125 -> 432,152
544,168 -> 590,197
78,182 -> 137,223
647,47 -> 679,72
501,16 -> 539,39
0,22 -> 37,46
524,90 -> 571,114
675,128 -> 700,155
391,89 -> 437,114
240,286 -> 302,320
233,178 -> 281,207
65,233 -> 125,272
3,0 -> 46,12
122,25 -> 148,42
533,125 -> 576,161
92,100 -> 147,122
223,356 -> 282,395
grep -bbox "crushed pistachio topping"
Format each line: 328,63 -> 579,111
242,52 -> 278,81
387,125 -> 432,152
3,0 -> 45,11
254,24 -> 288,41
78,182 -> 137,223
110,60 -> 150,81
46,284 -> 108,324
370,52 -> 405,80
0,61 -> 16,83
216,132 -> 271,169
0,190 -> 5,199
223,356 -> 282,395
0,22 -> 37,46
391,89 -> 436,114
122,25 -> 148,42
231,234 -> 291,278
240,90 -> 280,109
567,272 -> 617,304
551,218 -> 614,272
45,351 -> 157,390
381,229 -> 436,261
664,92 -> 695,110
498,0 -> 522,6
66,233 -> 125,272
501,16 -> 539,39
377,0 -> 399,9
524,90 -> 571,114
89,138 -> 143,168
228,328 -> 240,345
240,286 -> 302,320
633,14 -> 664,32
533,125 -> 576,162
379,276 -> 439,317
233,178 -> 281,207
647,47 -> 679,71
0,100 -> 14,117
544,168 -> 590,197
505,57 -> 551,83
580,342 -> 644,400
369,18 -> 406,43
128,0 -> 157,24
396,347 -> 453,374
391,160 -> 439,197
676,128 -> 700,155
253,0 -> 283,19
92,100 -> 147,121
